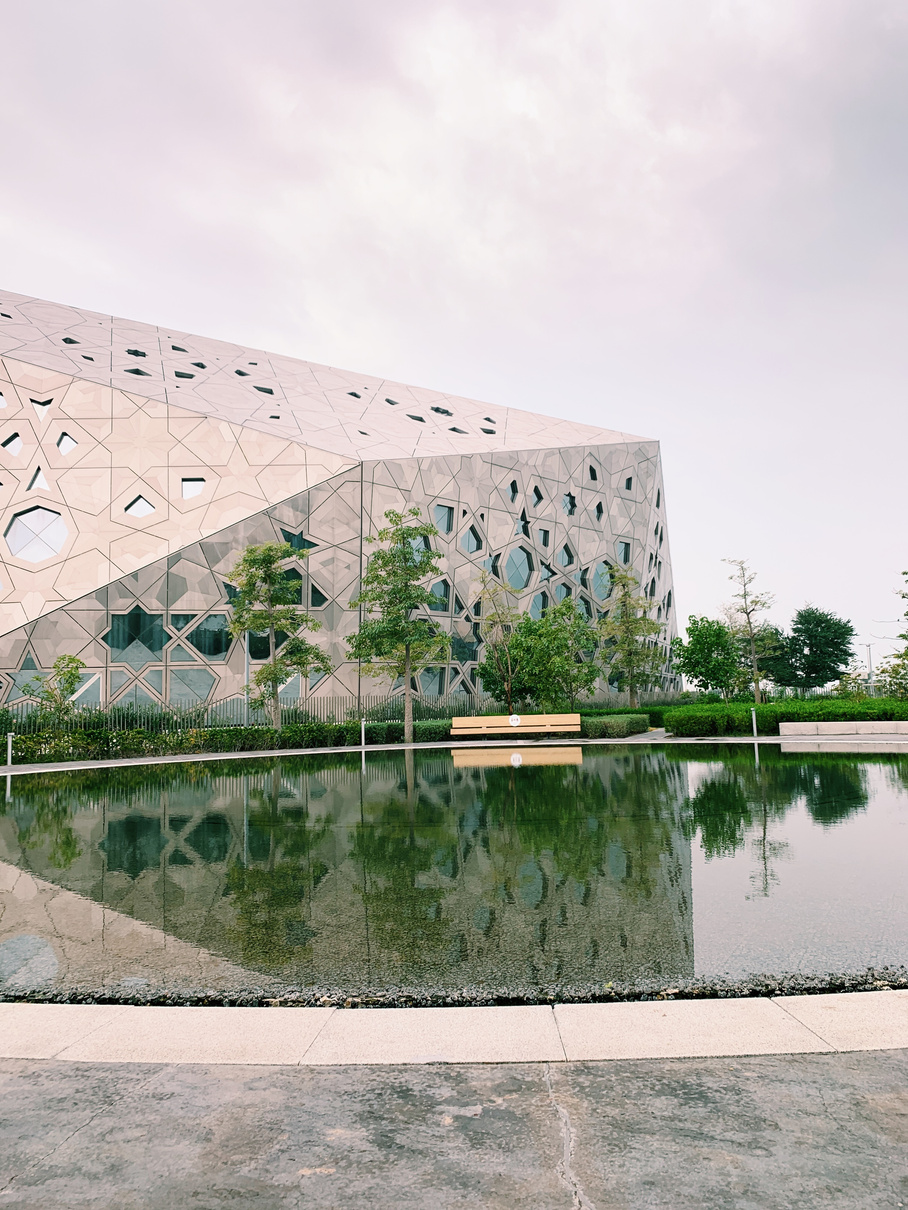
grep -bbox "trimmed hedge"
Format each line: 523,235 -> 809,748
580,714 -> 649,739
9,718 -> 456,765
575,705 -> 669,727
663,698 -> 908,737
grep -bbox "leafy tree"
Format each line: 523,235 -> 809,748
228,542 -> 331,728
516,598 -> 601,710
875,570 -> 908,700
347,509 -> 450,743
22,654 -> 86,721
762,607 -> 855,689
474,574 -> 534,712
671,616 -> 739,700
597,568 -> 665,708
722,558 -> 774,704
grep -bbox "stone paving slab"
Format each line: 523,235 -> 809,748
554,996 -> 834,1060
775,989 -> 908,1051
0,1003 -> 129,1059
56,1004 -> 336,1065
303,1005 -> 566,1065
3,993 -> 908,1067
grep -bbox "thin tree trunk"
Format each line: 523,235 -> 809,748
270,618 -> 281,730
749,628 -> 761,705
404,643 -> 413,744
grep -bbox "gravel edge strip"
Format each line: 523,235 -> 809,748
2,967 -> 906,1009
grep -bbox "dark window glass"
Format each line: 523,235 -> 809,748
104,606 -> 168,660
532,486 -> 543,506
624,476 -> 633,491
558,544 -> 573,568
509,480 -> 519,502
170,613 -> 196,632
530,591 -> 548,619
186,614 -> 232,660
310,585 -> 328,607
428,580 -> 451,612
589,465 -> 598,481
618,541 -> 631,565
505,547 -> 533,590
562,493 -> 576,516
595,501 -> 603,521
433,504 -> 454,534
281,528 -> 317,552
462,525 -> 483,554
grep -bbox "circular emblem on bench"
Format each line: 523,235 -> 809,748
509,714 -> 521,727
510,752 -> 523,767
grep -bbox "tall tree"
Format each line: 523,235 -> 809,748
723,558 -> 774,704
228,542 -> 331,728
474,573 -> 533,713
597,568 -> 665,708
347,508 -> 449,743
763,606 -> 856,689
671,616 -> 739,699
876,569 -> 908,700
514,598 -> 601,710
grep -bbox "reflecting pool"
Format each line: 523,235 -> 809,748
1,744 -> 907,998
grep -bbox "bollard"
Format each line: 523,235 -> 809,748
361,718 -> 366,774
751,708 -> 758,738
6,732 -> 12,767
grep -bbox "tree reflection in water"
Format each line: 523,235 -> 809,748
0,747 -> 893,992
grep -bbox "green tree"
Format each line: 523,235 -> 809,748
515,599 -> 601,710
723,558 -> 774,704
22,654 -> 86,722
474,574 -> 534,712
597,568 -> 665,708
347,508 -> 450,743
671,616 -> 739,700
228,542 -> 331,728
876,569 -> 908,699
762,607 -> 856,689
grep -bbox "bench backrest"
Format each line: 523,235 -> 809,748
451,713 -> 581,734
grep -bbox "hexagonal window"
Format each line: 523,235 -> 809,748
505,547 -> 533,590
530,591 -> 548,619
555,584 -> 572,602
428,580 -> 451,612
5,506 -> 68,562
557,544 -> 574,568
461,525 -> 483,554
562,493 -> 576,516
593,561 -> 613,600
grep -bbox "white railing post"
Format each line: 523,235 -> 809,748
6,732 -> 12,766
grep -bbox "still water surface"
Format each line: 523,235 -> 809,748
1,745 -> 906,996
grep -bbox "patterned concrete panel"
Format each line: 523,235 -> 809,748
0,291 -> 678,703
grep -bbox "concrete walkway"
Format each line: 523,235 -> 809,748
1,1048 -> 906,1207
3,990 -> 908,1065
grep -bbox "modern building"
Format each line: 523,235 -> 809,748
0,290 -> 677,708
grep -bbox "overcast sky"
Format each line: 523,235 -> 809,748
2,0 -> 906,665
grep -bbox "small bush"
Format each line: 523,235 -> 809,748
413,719 -> 452,743
580,714 -> 649,739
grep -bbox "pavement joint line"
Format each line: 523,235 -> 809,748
297,1006 -> 337,1065
770,995 -> 841,1053
50,1001 -> 133,1059
3,994 -> 907,1066
2,728 -> 904,777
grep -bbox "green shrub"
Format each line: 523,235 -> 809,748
580,714 -> 649,739
413,719 -> 452,743
576,705 -> 668,727
663,698 -> 908,737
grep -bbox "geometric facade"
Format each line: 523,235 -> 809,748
0,289 -> 678,708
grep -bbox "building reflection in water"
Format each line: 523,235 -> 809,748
0,749 -> 694,993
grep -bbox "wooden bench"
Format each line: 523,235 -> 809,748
451,713 -> 581,738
